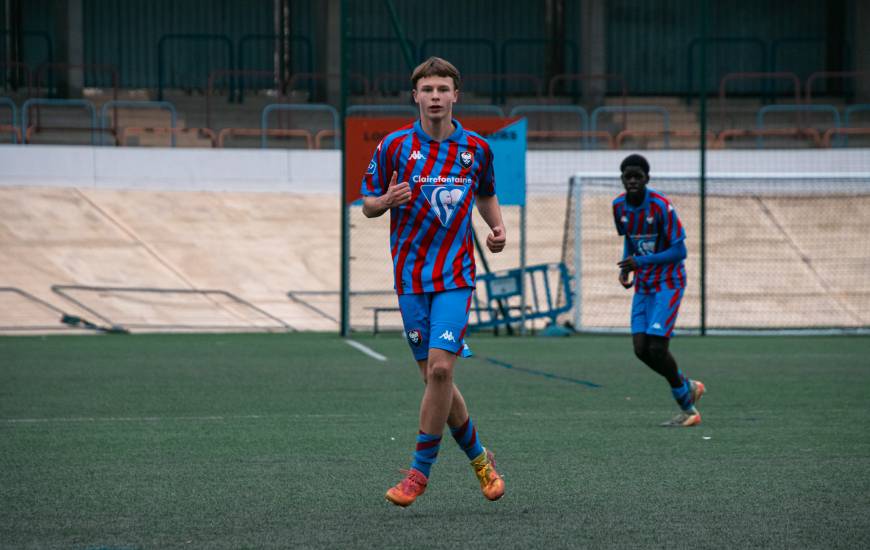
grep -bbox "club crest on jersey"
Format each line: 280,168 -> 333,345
407,329 -> 422,346
459,150 -> 473,168
421,184 -> 467,227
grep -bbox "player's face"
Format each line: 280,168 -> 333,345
413,76 -> 458,123
621,166 -> 649,203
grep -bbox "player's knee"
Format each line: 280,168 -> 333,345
647,339 -> 668,363
633,341 -> 648,362
428,360 -> 454,385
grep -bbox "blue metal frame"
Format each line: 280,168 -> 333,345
469,263 -> 573,331
0,97 -> 18,144
261,103 -> 340,149
509,105 -> 589,147
21,98 -> 97,146
591,105 -> 671,148
99,100 -> 177,147
755,104 -> 840,148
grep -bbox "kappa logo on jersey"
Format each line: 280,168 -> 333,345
459,150 -> 473,168
408,150 -> 424,160
366,161 -> 376,175
407,329 -> 422,346
438,330 -> 455,342
421,185 -> 468,227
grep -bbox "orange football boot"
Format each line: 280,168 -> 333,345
385,469 -> 428,507
471,448 -> 505,501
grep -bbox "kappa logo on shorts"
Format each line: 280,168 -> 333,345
652,323 -> 662,330
407,329 -> 422,346
421,184 -> 468,227
459,150 -> 473,168
438,330 -> 456,343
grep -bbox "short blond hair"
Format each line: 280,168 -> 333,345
411,57 -> 461,90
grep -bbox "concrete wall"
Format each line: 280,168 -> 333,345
1,145 -> 868,192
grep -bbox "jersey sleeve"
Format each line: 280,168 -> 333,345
612,202 -> 626,236
476,145 -> 496,197
661,202 -> 686,245
360,139 -> 389,197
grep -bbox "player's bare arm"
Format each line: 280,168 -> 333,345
476,194 -> 506,253
362,171 -> 412,218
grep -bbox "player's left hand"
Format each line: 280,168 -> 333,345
617,256 -> 638,272
486,225 -> 506,253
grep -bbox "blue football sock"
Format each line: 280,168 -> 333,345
671,377 -> 694,411
411,431 -> 441,478
450,416 -> 485,461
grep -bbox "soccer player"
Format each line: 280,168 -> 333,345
612,154 -> 706,427
360,57 -> 506,506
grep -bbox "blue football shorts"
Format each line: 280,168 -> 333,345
398,287 -> 473,361
631,287 -> 684,338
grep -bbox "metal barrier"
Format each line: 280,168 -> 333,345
822,128 -> 870,148
469,263 -> 573,331
218,127 -> 314,149
755,104 -> 840,147
844,104 -> 870,127
0,97 -> 18,143
509,104 -> 593,147
157,33 -> 233,101
686,36 -> 766,99
261,103 -> 340,149
719,71 -> 801,107
207,69 -> 282,128
0,286 -> 109,332
52,285 -> 292,333
21,98 -> 98,145
805,71 -> 870,103
119,127 -> 216,148
591,105 -> 671,148
100,100 -> 177,146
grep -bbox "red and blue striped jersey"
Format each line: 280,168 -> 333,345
361,119 -> 496,295
612,187 -> 687,294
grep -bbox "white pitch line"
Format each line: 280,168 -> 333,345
0,413 -> 363,425
344,339 -> 387,362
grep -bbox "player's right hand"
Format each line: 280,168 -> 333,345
619,268 -> 634,289
382,171 -> 412,208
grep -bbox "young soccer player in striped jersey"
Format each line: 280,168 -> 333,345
613,154 -> 706,427
361,57 -> 506,506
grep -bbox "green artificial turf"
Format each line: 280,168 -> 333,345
1,333 -> 868,549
